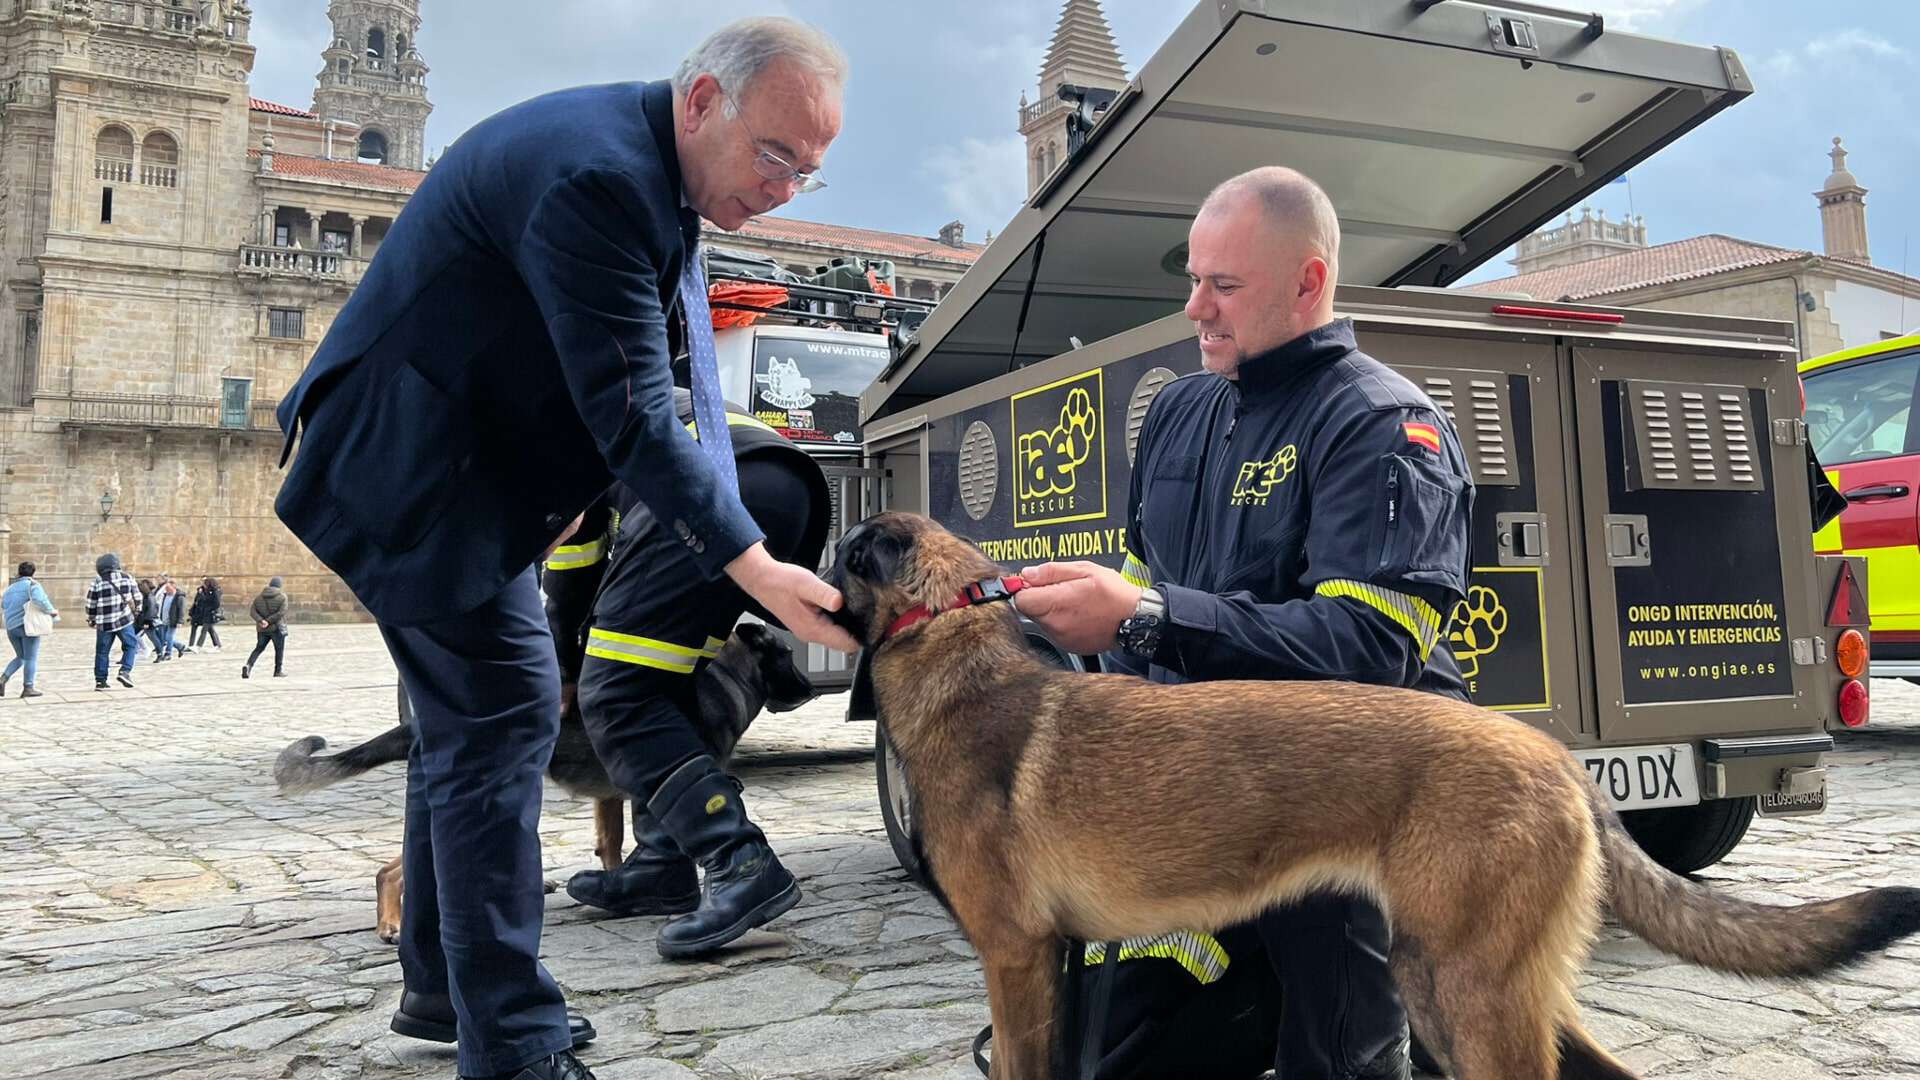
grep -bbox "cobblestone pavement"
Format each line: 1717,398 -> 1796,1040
8,625 -> 1920,1079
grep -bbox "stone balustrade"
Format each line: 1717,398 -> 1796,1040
238,243 -> 363,282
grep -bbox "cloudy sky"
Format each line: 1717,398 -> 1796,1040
246,0 -> 1915,288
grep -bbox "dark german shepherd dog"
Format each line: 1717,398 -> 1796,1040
826,511 -> 1920,1080
274,622 -> 816,941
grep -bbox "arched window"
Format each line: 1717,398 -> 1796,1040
1043,142 -> 1058,177
395,32 -> 408,57
141,131 -> 179,187
94,125 -> 134,183
366,27 -> 386,69
357,130 -> 389,165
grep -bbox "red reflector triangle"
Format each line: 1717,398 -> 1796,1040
1827,561 -> 1868,627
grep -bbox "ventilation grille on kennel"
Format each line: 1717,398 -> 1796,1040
958,420 -> 999,520
1127,367 -> 1179,467
1624,380 -> 1759,491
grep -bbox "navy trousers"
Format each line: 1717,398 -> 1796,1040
1089,894 -> 1406,1079
381,567 -> 571,1077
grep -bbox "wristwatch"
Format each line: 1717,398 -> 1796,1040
1117,586 -> 1167,659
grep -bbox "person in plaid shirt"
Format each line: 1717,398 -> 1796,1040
85,552 -> 142,690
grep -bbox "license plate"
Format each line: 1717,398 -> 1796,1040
1575,743 -> 1700,811
1758,788 -> 1826,817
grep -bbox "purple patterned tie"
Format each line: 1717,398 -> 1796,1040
678,245 -> 739,497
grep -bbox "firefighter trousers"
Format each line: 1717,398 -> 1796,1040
577,455 -> 822,805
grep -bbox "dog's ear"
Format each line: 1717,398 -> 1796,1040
738,622 -> 817,711
733,622 -> 775,651
849,530 -> 907,584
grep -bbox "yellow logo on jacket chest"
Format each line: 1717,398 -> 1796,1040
1230,445 -> 1297,506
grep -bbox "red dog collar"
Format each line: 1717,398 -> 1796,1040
882,576 -> 1028,641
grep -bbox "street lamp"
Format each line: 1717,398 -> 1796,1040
99,489 -> 115,521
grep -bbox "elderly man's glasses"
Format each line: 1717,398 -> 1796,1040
721,91 -> 826,195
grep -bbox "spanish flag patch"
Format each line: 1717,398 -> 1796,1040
1403,422 -> 1441,453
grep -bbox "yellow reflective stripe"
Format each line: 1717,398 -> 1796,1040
685,413 -> 780,439
1120,554 -> 1152,590
1083,932 -> 1229,986
1314,578 -> 1443,662
584,628 -> 702,674
701,636 -> 725,659
544,535 -> 607,572
590,628 -> 704,657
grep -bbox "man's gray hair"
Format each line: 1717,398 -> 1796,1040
1201,167 -> 1342,278
672,17 -> 848,104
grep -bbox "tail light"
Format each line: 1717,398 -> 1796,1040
1838,679 -> 1870,728
1836,628 -> 1868,678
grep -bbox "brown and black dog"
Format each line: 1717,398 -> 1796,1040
826,511 -> 1920,1080
273,622 -> 816,941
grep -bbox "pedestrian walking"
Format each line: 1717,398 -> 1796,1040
242,576 -> 288,679
135,577 -> 164,663
189,576 -> 223,651
162,577 -> 187,657
2,561 -> 58,698
85,554 -> 142,689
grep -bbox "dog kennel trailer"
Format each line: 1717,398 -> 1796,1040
849,0 -> 1865,879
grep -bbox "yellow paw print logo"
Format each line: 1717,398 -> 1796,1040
1447,585 -> 1507,680
1232,444 -> 1298,500
1018,387 -> 1099,499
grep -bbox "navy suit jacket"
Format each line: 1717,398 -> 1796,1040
275,80 -> 764,626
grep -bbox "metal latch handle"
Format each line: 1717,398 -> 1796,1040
1495,512 -> 1549,567
1604,514 -> 1651,567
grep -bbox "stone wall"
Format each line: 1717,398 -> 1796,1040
0,418 -> 367,621
1615,274 -> 1844,359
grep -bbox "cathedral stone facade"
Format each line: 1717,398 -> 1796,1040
0,0 -> 427,615
0,1 -> 987,618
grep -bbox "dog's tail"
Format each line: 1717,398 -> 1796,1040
1555,1021 -> 1638,1080
1594,786 -> 1920,978
273,726 -> 414,795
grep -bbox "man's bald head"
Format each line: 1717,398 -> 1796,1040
1183,167 -> 1343,377
1200,166 -> 1341,281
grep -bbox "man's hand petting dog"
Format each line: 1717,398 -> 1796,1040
1015,560 -> 1141,654
727,542 -> 859,654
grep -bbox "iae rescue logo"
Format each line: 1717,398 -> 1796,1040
1012,370 -> 1107,527
1230,445 -> 1297,506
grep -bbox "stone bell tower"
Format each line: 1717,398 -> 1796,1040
313,0 -> 432,169
1019,0 -> 1128,196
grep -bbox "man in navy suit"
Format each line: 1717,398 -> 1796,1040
274,19 -> 857,1080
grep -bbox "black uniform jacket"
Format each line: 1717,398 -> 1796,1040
1110,318 -> 1474,697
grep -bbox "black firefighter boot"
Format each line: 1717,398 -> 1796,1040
647,755 -> 799,958
564,807 -> 700,917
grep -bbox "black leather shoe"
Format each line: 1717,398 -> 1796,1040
649,756 -> 800,958
565,810 -> 699,917
389,989 -> 595,1047
463,1050 -> 595,1080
